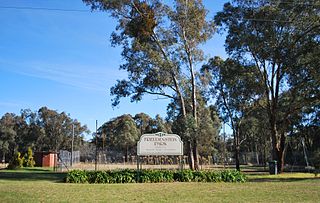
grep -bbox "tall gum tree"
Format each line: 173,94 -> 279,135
214,0 -> 320,172
83,0 -> 215,170
201,57 -> 263,170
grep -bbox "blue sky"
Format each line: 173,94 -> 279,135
0,0 -> 228,139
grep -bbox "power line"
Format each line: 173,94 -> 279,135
0,0 -> 319,13
239,0 -> 320,7
0,4 -> 317,24
261,1 -> 320,7
0,6 -> 90,12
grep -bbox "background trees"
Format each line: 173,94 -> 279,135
97,111 -> 221,163
0,107 -> 89,162
213,0 -> 320,172
201,57 -> 263,170
0,113 -> 16,162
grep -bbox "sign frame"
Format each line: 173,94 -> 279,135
137,132 -> 183,156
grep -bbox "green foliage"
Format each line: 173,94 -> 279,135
220,170 -> 246,183
6,147 -> 36,169
139,170 -> 174,183
312,150 -> 320,176
24,147 -> 35,167
97,114 -> 139,162
174,169 -> 194,182
192,170 -> 207,182
212,0 -> 320,172
112,169 -> 136,183
205,170 -> 222,182
0,113 -> 17,162
7,152 -> 24,170
66,169 -> 246,184
312,150 -> 320,169
65,169 -> 88,183
0,107 -> 89,162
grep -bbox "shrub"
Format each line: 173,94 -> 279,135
220,170 -> 247,183
205,170 -> 222,182
112,169 -> 136,183
173,169 -> 194,182
65,170 -> 88,183
7,152 -> 24,170
65,169 -> 246,184
141,170 -> 174,183
162,170 -> 174,182
24,147 -> 35,167
192,170 -> 207,182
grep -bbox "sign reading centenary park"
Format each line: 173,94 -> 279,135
137,132 -> 183,156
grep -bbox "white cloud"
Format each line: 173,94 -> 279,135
0,101 -> 21,108
0,59 -> 125,92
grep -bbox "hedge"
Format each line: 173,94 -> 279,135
65,169 -> 246,184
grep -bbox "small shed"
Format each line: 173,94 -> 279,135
34,152 -> 57,167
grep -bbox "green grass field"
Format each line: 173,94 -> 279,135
0,168 -> 319,203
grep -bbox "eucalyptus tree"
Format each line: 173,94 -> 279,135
20,110 -> 45,152
37,107 -> 89,152
99,113 -> 173,161
239,111 -> 271,165
134,113 -> 154,134
196,105 -> 221,158
201,57 -> 263,170
0,113 -> 17,161
99,114 -> 139,162
115,114 -> 140,161
0,108 -> 89,164
152,114 -> 172,133
83,0 -> 215,169
214,0 -> 320,172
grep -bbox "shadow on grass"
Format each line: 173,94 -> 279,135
0,171 -> 67,183
249,177 -> 320,182
19,167 -> 53,172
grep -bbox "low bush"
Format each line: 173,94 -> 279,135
7,152 -> 25,170
66,169 -> 246,184
220,170 -> 246,183
174,169 -> 194,182
7,147 -> 36,169
65,169 -> 88,183
24,147 -> 35,167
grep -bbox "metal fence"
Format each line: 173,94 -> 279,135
58,150 -> 80,169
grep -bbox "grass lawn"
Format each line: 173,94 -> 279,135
0,168 -> 319,203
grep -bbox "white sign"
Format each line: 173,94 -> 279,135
137,132 -> 183,156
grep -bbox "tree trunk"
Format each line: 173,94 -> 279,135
187,140 -> 194,170
2,152 -> 5,163
234,131 -> 240,171
255,142 -> 260,165
271,133 -> 285,172
263,143 -> 267,167
125,146 -> 128,163
235,148 -> 240,171
192,139 -> 199,170
272,146 -> 286,173
278,133 -> 286,173
270,116 -> 286,173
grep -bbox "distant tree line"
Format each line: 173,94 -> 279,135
95,112 -> 221,163
0,107 -> 89,162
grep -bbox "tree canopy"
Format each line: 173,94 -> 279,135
83,0 -> 216,170
0,107 -> 89,162
211,0 -> 320,172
